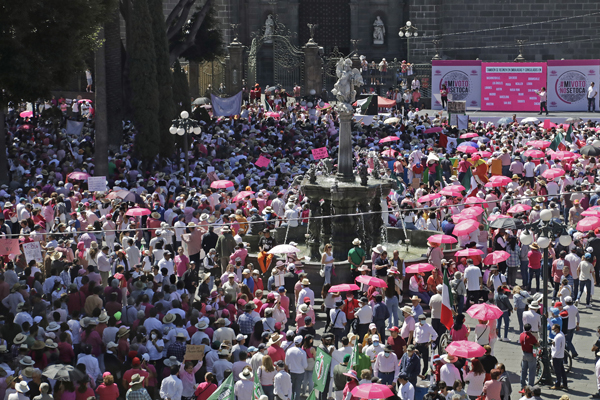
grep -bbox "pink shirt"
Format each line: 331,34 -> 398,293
96,384 -> 119,400
175,254 -> 189,277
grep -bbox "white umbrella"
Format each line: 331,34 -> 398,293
383,117 -> 400,125
521,117 -> 539,124
268,244 -> 301,254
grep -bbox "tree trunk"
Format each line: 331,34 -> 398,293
95,27 -> 109,177
0,108 -> 7,185
105,6 -> 123,150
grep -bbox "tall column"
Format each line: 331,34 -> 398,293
95,27 -> 109,177
303,40 -> 322,96
337,111 -> 354,182
228,39 -> 244,95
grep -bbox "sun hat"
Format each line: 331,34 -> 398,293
20,356 -> 35,366
239,368 -> 253,380
129,373 -> 144,386
15,382 -> 29,393
401,305 -> 413,314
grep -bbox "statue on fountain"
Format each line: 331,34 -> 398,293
358,163 -> 369,186
306,165 -> 317,184
331,58 -> 364,113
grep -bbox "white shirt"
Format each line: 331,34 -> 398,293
524,162 -> 535,178
234,379 -> 253,400
174,221 -> 186,241
97,252 -> 111,273
589,85 -> 598,98
440,363 -> 462,386
563,304 -> 579,329
285,346 -> 308,374
414,322 -> 438,344
522,310 -> 541,332
77,353 -> 101,381
274,370 -> 292,400
364,343 -> 384,360
595,358 -> 600,391
158,258 -> 175,276
160,375 -> 183,400
551,331 -> 565,358
329,309 -> 347,329
464,266 -> 482,291
356,305 -> 373,324
297,287 -> 314,308
373,352 -> 399,378
398,382 -> 415,400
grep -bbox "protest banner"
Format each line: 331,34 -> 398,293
183,345 -> 205,360
87,176 -> 107,192
312,147 -> 329,160
22,241 -> 43,263
0,239 -> 21,256
255,156 -> 271,168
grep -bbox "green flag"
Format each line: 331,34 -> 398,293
307,390 -> 318,400
461,167 -> 472,192
347,339 -> 359,372
565,124 -> 573,143
253,367 -> 265,400
313,347 -> 332,392
359,95 -> 375,114
264,98 -> 274,113
549,131 -> 563,151
206,374 -> 235,400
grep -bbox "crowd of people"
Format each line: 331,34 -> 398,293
1,92 -> 600,400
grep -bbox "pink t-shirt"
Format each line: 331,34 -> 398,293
175,254 -> 189,277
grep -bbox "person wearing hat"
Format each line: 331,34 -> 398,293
400,305 -> 415,344
266,332 -> 285,363
522,300 -> 541,340
296,278 -> 314,309
329,301 -> 347,348
273,360 -> 292,400
439,353 -> 461,387
286,335 -> 308,400
123,357 -> 150,388
234,367 -> 254,400
414,314 -> 437,378
398,344 -> 420,387
354,297 -> 373,342
373,344 -> 399,385
576,252 -> 595,308
348,239 -> 366,281
409,295 -> 424,320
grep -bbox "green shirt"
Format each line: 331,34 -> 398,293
348,247 -> 366,269
356,353 -> 372,376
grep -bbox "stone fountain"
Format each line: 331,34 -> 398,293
301,58 -> 395,261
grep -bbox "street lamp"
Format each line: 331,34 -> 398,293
398,21 -> 418,63
170,110 -> 201,186
519,209 -> 572,385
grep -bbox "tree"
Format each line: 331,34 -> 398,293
173,60 -> 191,114
148,0 -> 177,159
170,6 -> 225,64
0,0 -> 116,183
129,0 -> 161,162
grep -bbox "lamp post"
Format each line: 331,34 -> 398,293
519,209 -> 572,385
170,110 -> 201,186
398,21 -> 418,63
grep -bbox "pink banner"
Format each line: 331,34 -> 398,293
481,62 -> 547,111
0,239 -> 21,256
255,156 -> 271,168
311,147 -> 329,160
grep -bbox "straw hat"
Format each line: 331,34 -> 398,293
530,243 -> 540,250
129,373 -> 145,386
164,356 -> 180,367
13,333 -> 27,345
442,354 -> 458,363
239,368 -> 253,381
267,333 -> 283,346
45,339 -> 58,349
372,244 -> 386,254
117,326 -> 130,338
31,340 -> 45,351
352,238 -> 361,246
19,356 -> 35,366
401,306 -> 413,314
15,382 -> 29,394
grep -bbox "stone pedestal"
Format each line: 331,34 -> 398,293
304,40 -> 322,96
228,40 -> 244,95
337,111 -> 354,182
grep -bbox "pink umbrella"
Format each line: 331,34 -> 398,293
488,176 -> 512,185
452,214 -> 477,224
428,234 -> 458,244
484,181 -> 505,188
417,193 -> 442,203
381,149 -> 399,158
328,284 -> 360,293
460,132 -> 479,139
446,340 -> 486,358
355,275 -> 387,288
527,140 -> 551,149
523,149 -> 545,158
19,111 -> 33,118
125,207 -> 151,217
405,263 -> 436,274
457,145 -> 477,154
448,184 -> 466,192
78,99 -> 93,103
379,136 -> 400,143
582,210 -> 600,217
552,151 -> 577,161
440,188 -> 463,197
265,112 -> 280,118
210,180 -> 234,189
577,217 -> 600,231
460,207 -> 484,218
424,127 -> 443,134
538,121 -> 557,129
351,383 -> 394,399
453,219 -> 479,236
232,190 -> 255,202
541,168 -> 565,180
464,197 -> 485,205
476,150 -> 492,158
488,214 -> 511,222
466,303 -> 504,321
67,171 -> 90,180
483,250 -> 511,265
455,248 -> 484,257
507,204 -> 532,214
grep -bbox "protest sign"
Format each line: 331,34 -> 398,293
183,345 -> 205,360
87,176 -> 107,192
255,156 -> 271,168
22,241 -> 43,263
0,239 -> 21,256
312,147 -> 329,160
274,273 -> 284,287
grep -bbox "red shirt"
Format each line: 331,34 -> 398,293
342,298 -> 360,320
96,383 -> 120,400
528,250 -> 542,270
519,331 -> 538,353
387,335 -> 407,360
58,341 -> 75,364
123,368 -> 149,387
267,344 -> 286,363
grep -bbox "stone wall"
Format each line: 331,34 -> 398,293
408,0 -> 600,63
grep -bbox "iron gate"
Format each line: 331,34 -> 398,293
246,16 -> 304,93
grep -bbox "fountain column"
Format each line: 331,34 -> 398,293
337,111 -> 354,182
307,199 -> 322,261
321,199 -> 332,246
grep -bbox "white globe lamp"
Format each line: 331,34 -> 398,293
520,230 -> 533,246
537,236 -> 550,249
180,111 -> 189,119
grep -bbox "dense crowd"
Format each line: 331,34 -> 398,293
2,93 -> 600,400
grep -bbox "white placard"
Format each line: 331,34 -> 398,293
88,176 -> 107,192
432,60 -> 482,110
274,273 -> 284,287
22,241 -> 43,264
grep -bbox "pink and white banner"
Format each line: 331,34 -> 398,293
432,61 -> 481,110
481,62 -> 547,111
547,60 -> 600,111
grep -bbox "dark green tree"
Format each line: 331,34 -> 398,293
170,6 -> 225,64
129,0 -> 161,162
0,0 -> 115,183
148,0 -> 177,159
172,60 -> 191,114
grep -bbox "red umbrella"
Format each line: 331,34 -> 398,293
328,284 -> 360,293
466,303 -> 504,321
488,176 -> 512,185
355,275 -> 387,288
507,204 -> 532,214
577,217 -> 600,231
424,127 -> 443,134
265,112 -> 281,118
232,190 -> 255,202
351,383 -> 394,399
417,193 -> 442,203
125,207 -> 151,217
381,149 -> 399,158
68,171 -> 90,180
448,184 -> 466,192
483,250 -> 510,265
464,197 -> 485,206
541,168 -> 565,180
527,140 -> 551,149
457,145 -> 477,154
405,263 -> 436,274
428,234 -> 457,244
460,132 -> 479,138
210,180 -> 234,189
484,181 -> 506,188
446,340 -> 486,358
523,149 -> 545,158
78,99 -> 93,103
453,219 -> 479,236
379,136 -> 400,143
455,248 -> 484,257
